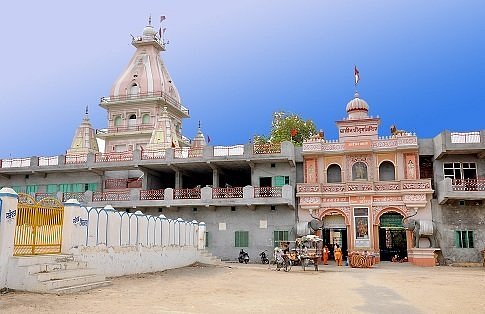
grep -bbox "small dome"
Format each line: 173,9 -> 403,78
346,92 -> 369,113
143,25 -> 157,37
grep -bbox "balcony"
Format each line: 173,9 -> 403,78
297,180 -> 433,194
104,178 -> 142,189
432,130 -> 485,159
437,178 -> 485,204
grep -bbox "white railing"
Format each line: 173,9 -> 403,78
38,156 -> 59,166
451,132 -> 481,144
213,145 -> 244,156
0,158 -> 31,168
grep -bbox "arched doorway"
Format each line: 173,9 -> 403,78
378,212 -> 407,261
322,214 -> 348,259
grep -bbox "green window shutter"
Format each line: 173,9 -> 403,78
274,176 -> 285,187
455,231 -> 461,248
46,184 -> 58,193
72,183 -> 83,193
26,185 -> 38,194
205,232 -> 209,248
274,230 -> 289,247
235,231 -> 248,247
467,231 -> 474,248
87,183 -> 97,192
11,186 -> 21,193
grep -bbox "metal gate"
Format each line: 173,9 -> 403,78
14,193 -> 64,255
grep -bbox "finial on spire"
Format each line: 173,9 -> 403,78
85,105 -> 89,115
354,65 -> 360,92
198,120 -> 201,129
148,15 -> 152,25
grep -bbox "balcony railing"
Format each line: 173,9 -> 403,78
451,132 -> 481,144
103,124 -> 154,134
213,145 -> 244,157
254,186 -> 282,198
95,152 -> 133,162
297,180 -> 432,193
174,147 -> 203,159
63,192 -> 86,203
253,143 -> 281,154
100,91 -> 189,116
140,189 -> 165,200
173,188 -> 201,199
93,191 -> 131,202
141,148 -> 166,160
104,178 -> 142,189
452,179 -> 485,191
65,154 -> 88,164
38,156 -> 59,166
0,158 -> 31,168
212,187 -> 243,199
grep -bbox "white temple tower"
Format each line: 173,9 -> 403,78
97,18 -> 189,153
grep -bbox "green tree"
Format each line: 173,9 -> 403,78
254,111 -> 318,146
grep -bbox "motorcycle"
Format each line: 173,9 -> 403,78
238,249 -> 250,264
259,250 -> 269,264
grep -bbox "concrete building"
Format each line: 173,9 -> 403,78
0,20 -> 299,262
419,130 -> 485,265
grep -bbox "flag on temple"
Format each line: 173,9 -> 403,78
159,27 -> 162,38
160,15 -> 166,23
354,66 -> 360,85
207,135 -> 211,143
290,129 -> 298,137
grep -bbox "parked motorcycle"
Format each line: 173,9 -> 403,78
238,249 -> 250,264
259,250 -> 269,264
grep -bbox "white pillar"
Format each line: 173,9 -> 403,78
0,188 -> 19,288
198,222 -> 206,250
62,199 -> 81,254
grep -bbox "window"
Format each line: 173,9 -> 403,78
46,184 -> 58,193
129,83 -> 139,96
379,161 -> 395,181
352,162 -> 368,180
455,230 -> 474,248
128,114 -> 137,127
205,231 -> 209,248
142,113 -> 150,124
273,176 -> 289,187
114,116 -> 122,127
11,186 -> 24,193
87,183 -> 97,192
274,230 -> 289,247
444,162 -> 477,180
26,185 -> 38,194
327,164 -> 342,183
235,231 -> 249,247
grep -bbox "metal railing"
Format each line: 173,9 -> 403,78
100,91 -> 189,115
38,156 -> 59,166
173,188 -> 201,199
104,124 -> 154,134
0,158 -> 31,168
212,187 -> 243,199
140,189 -> 165,200
65,154 -> 88,164
141,148 -> 166,160
213,145 -> 244,157
254,186 -> 282,198
452,179 -> 485,191
95,152 -> 133,162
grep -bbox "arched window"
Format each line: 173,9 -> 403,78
114,116 -> 122,127
130,83 -> 139,96
128,114 -> 137,127
142,114 -> 150,124
379,161 -> 396,181
327,164 -> 342,183
352,162 -> 368,180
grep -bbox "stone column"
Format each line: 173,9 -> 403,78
0,188 -> 19,288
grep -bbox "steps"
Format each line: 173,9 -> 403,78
7,254 -> 111,294
198,250 -> 224,265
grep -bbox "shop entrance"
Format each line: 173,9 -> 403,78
379,213 -> 407,261
322,215 -> 348,259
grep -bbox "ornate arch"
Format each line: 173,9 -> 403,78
373,206 -> 407,225
317,207 -> 351,225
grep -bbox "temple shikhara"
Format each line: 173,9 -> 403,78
0,18 -> 484,291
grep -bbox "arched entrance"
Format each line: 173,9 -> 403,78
378,212 -> 407,261
14,193 -> 64,255
322,214 -> 348,259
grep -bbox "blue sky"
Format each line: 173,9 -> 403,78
0,0 -> 484,158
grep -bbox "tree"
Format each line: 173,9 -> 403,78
254,111 -> 318,146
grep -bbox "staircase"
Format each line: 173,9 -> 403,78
7,254 -> 111,294
198,249 -> 223,265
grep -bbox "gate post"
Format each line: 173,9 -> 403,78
0,188 -> 19,288
198,222 -> 206,250
62,199 -> 81,254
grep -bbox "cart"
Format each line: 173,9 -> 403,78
295,235 -> 323,271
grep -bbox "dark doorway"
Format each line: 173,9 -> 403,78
379,213 -> 407,261
259,177 -> 272,187
322,228 -> 348,259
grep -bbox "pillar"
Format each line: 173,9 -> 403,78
62,199 -> 81,254
0,188 -> 19,288
198,222 -> 206,250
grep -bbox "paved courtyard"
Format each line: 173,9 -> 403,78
1,262 -> 484,313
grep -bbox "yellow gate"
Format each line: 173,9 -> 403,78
14,193 -> 64,255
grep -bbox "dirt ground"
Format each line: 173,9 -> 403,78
1,261 -> 484,314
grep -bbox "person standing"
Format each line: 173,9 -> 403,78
334,244 -> 343,266
322,245 -> 329,265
